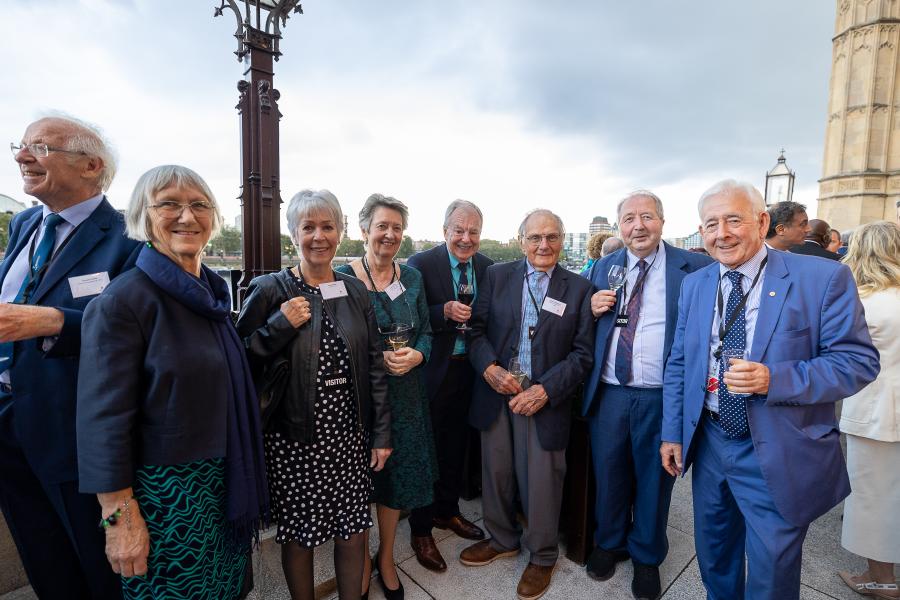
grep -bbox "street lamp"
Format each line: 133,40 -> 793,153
764,149 -> 796,206
215,0 -> 302,304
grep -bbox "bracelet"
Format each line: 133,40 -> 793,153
98,496 -> 136,530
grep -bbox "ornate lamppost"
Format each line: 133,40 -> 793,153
215,0 -> 302,304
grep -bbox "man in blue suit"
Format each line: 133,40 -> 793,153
661,180 -> 880,600
459,209 -> 594,600
0,116 -> 140,598
583,191 -> 712,599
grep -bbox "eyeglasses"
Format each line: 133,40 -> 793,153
523,233 -> 561,246
150,200 -> 214,218
10,142 -> 87,158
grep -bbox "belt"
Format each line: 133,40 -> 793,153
704,407 -> 720,422
450,354 -> 468,362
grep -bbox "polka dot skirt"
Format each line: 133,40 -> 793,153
264,277 -> 373,547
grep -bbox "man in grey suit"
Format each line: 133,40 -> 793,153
460,209 -> 594,600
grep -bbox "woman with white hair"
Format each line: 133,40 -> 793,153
838,221 -> 900,599
77,165 -> 269,599
237,189 -> 391,600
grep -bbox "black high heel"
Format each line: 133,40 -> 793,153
375,552 -> 404,600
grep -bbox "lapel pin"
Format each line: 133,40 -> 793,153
769,291 -> 776,297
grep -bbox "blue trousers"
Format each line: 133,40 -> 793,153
587,384 -> 674,566
692,414 -> 808,600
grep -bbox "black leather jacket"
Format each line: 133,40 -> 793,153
236,268 -> 391,449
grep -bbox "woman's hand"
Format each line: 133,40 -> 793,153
98,491 -> 150,578
279,296 -> 311,328
370,448 -> 392,472
383,347 -> 423,376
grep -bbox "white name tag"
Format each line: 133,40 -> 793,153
541,296 -> 566,316
68,272 -> 110,299
319,280 -> 349,300
384,280 -> 405,301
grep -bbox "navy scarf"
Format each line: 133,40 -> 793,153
136,244 -> 269,545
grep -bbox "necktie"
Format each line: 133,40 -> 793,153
717,270 -> 750,438
457,262 -> 469,286
518,271 -> 547,378
0,213 -> 65,370
614,259 -> 648,385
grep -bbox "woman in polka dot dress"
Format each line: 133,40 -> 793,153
237,189 -> 391,600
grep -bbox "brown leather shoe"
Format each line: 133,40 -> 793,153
459,539 -> 519,566
411,535 -> 447,572
517,562 -> 554,600
433,515 -> 486,540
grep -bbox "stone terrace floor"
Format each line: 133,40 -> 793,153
3,469 -> 898,600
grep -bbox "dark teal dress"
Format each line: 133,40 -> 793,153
336,263 -> 438,510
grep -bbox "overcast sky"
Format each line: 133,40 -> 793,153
0,0 -> 835,240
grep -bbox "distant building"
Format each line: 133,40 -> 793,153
0,194 -> 27,215
588,216 -> 613,236
668,230 -> 703,250
564,232 -> 589,260
234,214 -> 242,231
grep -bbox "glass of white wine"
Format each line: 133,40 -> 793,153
387,323 -> 412,351
508,356 -> 530,390
607,265 -> 626,292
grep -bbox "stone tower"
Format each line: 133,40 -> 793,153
818,0 -> 900,230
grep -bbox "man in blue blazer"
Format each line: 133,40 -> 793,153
459,209 -> 594,600
661,180 -> 879,600
583,191 -> 712,599
0,116 -> 140,598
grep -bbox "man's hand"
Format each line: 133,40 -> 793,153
370,448 -> 392,472
443,301 -> 472,323
383,347 -> 424,376
722,359 -> 770,395
483,364 -> 524,396
508,384 -> 549,416
590,290 -> 617,318
0,304 -> 64,342
279,296 -> 311,329
660,442 -> 683,477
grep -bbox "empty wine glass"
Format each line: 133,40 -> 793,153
607,265 -> 626,292
456,283 -> 475,331
508,356 -> 527,385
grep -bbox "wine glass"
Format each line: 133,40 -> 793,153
607,265 -> 626,292
508,356 -> 529,389
387,323 -> 412,351
456,283 -> 475,331
721,348 -> 751,397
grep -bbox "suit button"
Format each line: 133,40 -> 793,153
691,420 -> 697,426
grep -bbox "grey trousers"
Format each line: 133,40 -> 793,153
481,404 -> 567,566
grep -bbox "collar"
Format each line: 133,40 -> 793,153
41,193 -> 104,228
719,242 -> 768,280
525,260 -> 556,278
446,246 -> 470,269
803,239 -> 824,248
626,241 -> 664,271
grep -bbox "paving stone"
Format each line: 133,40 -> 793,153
667,472 -> 694,537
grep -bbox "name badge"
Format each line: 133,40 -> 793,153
384,280 -> 405,301
541,296 -> 566,316
615,315 -> 628,327
68,272 -> 110,299
320,281 -> 349,300
706,375 -> 719,393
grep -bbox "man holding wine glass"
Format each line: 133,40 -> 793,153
462,209 -> 594,600
582,191 -> 712,600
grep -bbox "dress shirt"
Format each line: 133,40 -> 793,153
601,242 -> 667,388
518,260 -> 555,369
447,247 -> 477,355
704,243 -> 768,412
0,194 -> 105,383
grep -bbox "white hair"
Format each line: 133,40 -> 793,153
616,189 -> 665,221
285,189 -> 344,240
697,179 -> 766,216
36,111 -> 117,192
517,208 -> 566,238
443,199 -> 483,230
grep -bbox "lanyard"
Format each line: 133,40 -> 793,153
526,271 -> 548,314
714,256 -> 768,360
18,218 -> 77,304
618,251 -> 658,316
361,256 -> 414,331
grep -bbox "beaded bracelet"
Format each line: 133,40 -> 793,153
98,496 -> 136,530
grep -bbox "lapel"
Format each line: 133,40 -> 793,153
663,244 -> 689,357
0,210 -> 42,286
30,199 -> 112,305
435,243 -> 455,303
507,260 -> 527,339
534,264 -> 568,336
750,249 -> 790,362
696,266 -> 718,368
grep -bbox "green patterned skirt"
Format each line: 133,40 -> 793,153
122,458 -> 248,600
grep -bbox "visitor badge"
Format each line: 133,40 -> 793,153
385,280 -> 406,301
541,297 -> 566,316
320,280 -> 349,300
68,272 -> 110,299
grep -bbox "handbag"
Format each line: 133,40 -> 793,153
258,270 -> 297,430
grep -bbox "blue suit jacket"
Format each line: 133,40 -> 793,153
468,259 -> 595,451
662,248 -> 880,526
0,200 -> 141,483
582,243 -> 713,415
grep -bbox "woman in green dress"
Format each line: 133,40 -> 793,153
336,193 -> 437,600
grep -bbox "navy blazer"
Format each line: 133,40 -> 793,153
77,268 -> 234,493
662,248 -> 880,526
582,243 -> 713,416
0,199 -> 140,483
406,243 -> 493,396
468,259 -> 595,451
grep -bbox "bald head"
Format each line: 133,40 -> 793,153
806,219 -> 831,248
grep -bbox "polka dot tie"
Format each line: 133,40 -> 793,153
717,270 -> 750,438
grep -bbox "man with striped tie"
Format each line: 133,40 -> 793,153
461,209 -> 594,600
582,191 -> 712,600
661,180 -> 879,600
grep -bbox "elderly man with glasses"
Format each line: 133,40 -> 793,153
0,116 -> 140,599
460,209 -> 594,600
